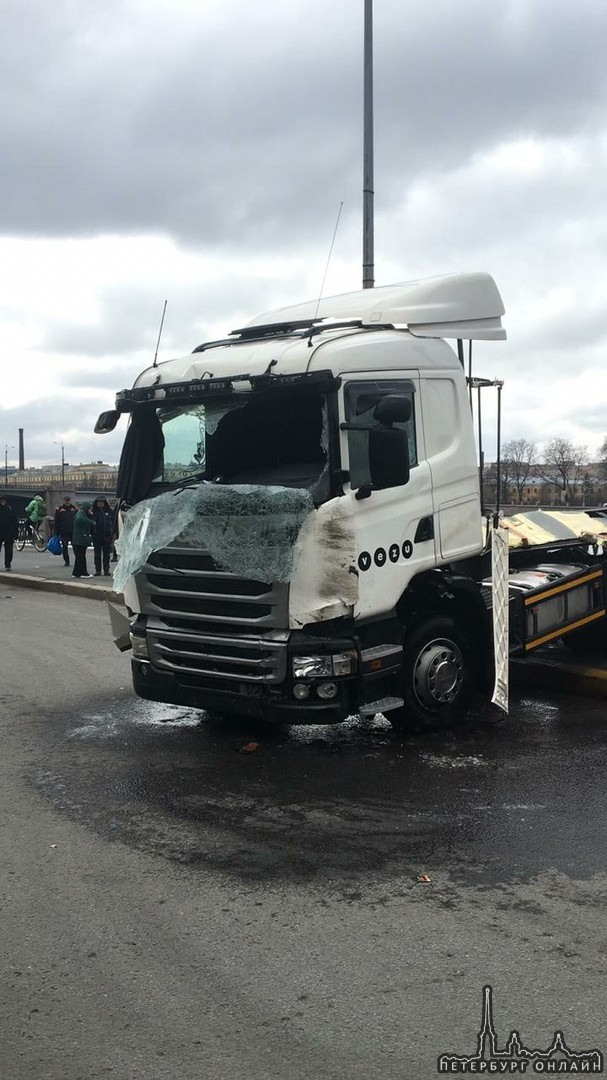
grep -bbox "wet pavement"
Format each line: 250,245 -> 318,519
31,685 -> 607,888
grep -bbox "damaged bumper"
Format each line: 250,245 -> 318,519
130,628 -> 403,725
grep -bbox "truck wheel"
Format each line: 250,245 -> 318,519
391,616 -> 477,732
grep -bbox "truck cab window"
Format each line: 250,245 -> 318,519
152,390 -> 330,499
158,407 -> 206,481
345,380 -> 417,490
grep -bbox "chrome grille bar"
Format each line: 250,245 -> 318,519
147,629 -> 288,683
138,546 -> 290,683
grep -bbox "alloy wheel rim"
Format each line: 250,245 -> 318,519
412,636 -> 464,708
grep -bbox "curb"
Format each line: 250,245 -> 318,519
511,655 -> 607,699
0,571 -> 122,603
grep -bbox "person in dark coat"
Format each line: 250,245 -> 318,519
0,496 -> 18,570
53,495 -> 77,566
91,497 -> 114,576
71,502 -> 94,578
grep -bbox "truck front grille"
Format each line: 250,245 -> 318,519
136,546 -> 289,683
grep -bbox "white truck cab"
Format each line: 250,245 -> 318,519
98,272 -> 606,729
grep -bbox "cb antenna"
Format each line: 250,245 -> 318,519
313,201 -> 344,324
152,299 -> 168,367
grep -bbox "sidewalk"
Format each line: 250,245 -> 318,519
0,546 -> 121,601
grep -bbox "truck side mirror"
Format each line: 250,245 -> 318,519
367,394 -> 412,488
94,410 -> 120,434
369,426 -> 410,488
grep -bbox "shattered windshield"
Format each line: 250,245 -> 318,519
152,388 -> 330,500
114,483 -> 315,590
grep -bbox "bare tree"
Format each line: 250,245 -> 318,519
599,435 -> 607,479
502,438 -> 536,503
539,438 -> 588,505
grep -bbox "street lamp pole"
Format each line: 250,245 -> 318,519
4,444 -> 14,487
362,0 -> 374,289
53,441 -> 66,487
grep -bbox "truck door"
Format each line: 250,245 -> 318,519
340,374 -> 436,621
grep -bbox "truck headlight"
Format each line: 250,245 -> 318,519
291,651 -> 356,678
292,655 -> 333,678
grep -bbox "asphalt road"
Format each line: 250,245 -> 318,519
1,588 -> 606,1078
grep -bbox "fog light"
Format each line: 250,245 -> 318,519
293,683 -> 310,700
317,681 -> 338,700
130,633 -> 149,659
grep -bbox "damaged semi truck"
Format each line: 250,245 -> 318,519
97,272 -> 607,730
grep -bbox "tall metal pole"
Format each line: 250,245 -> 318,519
4,445 -> 14,487
478,384 -> 484,515
61,444 -> 65,487
495,382 -> 503,516
362,0 -> 374,289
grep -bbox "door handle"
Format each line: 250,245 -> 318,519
414,516 -> 434,543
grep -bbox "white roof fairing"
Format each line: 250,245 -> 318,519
131,270 -> 506,391
246,272 -> 506,341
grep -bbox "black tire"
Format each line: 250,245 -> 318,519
34,529 -> 46,552
390,615 -> 477,732
15,527 -> 26,552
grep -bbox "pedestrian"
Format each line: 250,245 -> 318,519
0,496 -> 18,570
91,497 -> 114,576
25,493 -> 46,539
53,495 -> 77,566
71,501 -> 94,578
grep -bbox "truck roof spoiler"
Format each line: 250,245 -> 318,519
244,271 -> 506,342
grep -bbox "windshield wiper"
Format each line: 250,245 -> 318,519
165,471 -> 210,491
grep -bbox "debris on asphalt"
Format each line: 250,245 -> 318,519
417,873 -> 432,884
239,742 -> 260,754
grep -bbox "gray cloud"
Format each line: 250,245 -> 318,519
2,0 -> 607,464
1,395 -> 125,468
2,0 -> 607,250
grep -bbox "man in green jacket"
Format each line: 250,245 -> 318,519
71,502 -> 94,578
25,494 -> 46,539
25,493 -> 46,521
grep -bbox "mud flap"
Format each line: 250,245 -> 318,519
491,523 -> 509,713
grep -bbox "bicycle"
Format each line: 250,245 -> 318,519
16,519 -> 47,553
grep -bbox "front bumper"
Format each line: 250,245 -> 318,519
131,619 -> 404,724
132,658 -> 357,723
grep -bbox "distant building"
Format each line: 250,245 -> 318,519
483,463 -> 607,507
3,462 -> 118,491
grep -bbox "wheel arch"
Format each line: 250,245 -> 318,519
396,568 -> 491,689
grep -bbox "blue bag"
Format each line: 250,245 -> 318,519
47,534 -> 63,556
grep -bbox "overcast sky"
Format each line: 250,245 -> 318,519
2,0 -> 607,469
